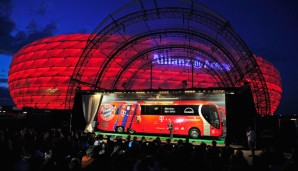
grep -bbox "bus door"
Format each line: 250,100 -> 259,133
140,104 -> 162,134
153,105 -> 167,133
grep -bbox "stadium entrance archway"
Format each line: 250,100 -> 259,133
66,0 -> 270,116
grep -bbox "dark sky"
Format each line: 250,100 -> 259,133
0,0 -> 297,115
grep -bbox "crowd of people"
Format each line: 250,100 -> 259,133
0,127 -> 297,171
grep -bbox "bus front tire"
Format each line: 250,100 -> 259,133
189,128 -> 200,139
115,126 -> 124,133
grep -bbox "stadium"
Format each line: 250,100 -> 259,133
3,1 -> 298,171
6,0 -> 284,143
3,1 -> 298,170
8,34 -> 281,113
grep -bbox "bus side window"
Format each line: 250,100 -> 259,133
141,105 -> 162,115
141,105 -> 147,115
150,105 -> 162,115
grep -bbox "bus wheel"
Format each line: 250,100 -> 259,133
116,126 -> 124,133
128,128 -> 136,134
189,128 -> 200,139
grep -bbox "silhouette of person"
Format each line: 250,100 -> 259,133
168,120 -> 174,140
246,126 -> 256,156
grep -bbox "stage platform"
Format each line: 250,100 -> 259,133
95,131 -> 226,146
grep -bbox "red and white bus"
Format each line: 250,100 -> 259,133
97,100 -> 223,138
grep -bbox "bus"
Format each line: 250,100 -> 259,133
97,100 -> 223,138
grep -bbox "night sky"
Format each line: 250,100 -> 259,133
0,0 -> 297,115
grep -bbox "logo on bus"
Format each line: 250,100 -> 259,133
159,116 -> 165,122
99,104 -> 116,121
184,107 -> 194,114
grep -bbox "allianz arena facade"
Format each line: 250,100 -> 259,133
8,0 -> 282,115
8,34 -> 281,113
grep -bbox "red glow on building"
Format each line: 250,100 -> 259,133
8,34 -> 282,114
256,56 -> 282,113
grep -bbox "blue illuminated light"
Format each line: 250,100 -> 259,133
152,54 -> 230,71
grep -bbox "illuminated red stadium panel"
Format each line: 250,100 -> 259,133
256,57 -> 282,114
8,34 -> 91,109
8,34 -> 282,114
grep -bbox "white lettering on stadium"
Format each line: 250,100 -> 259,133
152,54 -> 231,71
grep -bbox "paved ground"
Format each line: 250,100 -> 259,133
242,149 -> 262,165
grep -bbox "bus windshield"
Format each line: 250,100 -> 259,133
201,105 -> 220,129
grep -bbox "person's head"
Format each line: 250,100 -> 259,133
133,136 -> 138,141
85,146 -> 95,157
235,149 -> 243,156
96,134 -> 104,140
109,135 -> 115,142
166,138 -> 171,144
248,126 -> 253,131
93,143 -> 106,157
141,136 -> 146,143
69,158 -> 81,170
177,139 -> 183,145
212,140 -> 217,146
126,135 -> 131,141
200,142 -> 207,149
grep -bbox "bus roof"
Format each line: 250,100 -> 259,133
137,100 -> 217,105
